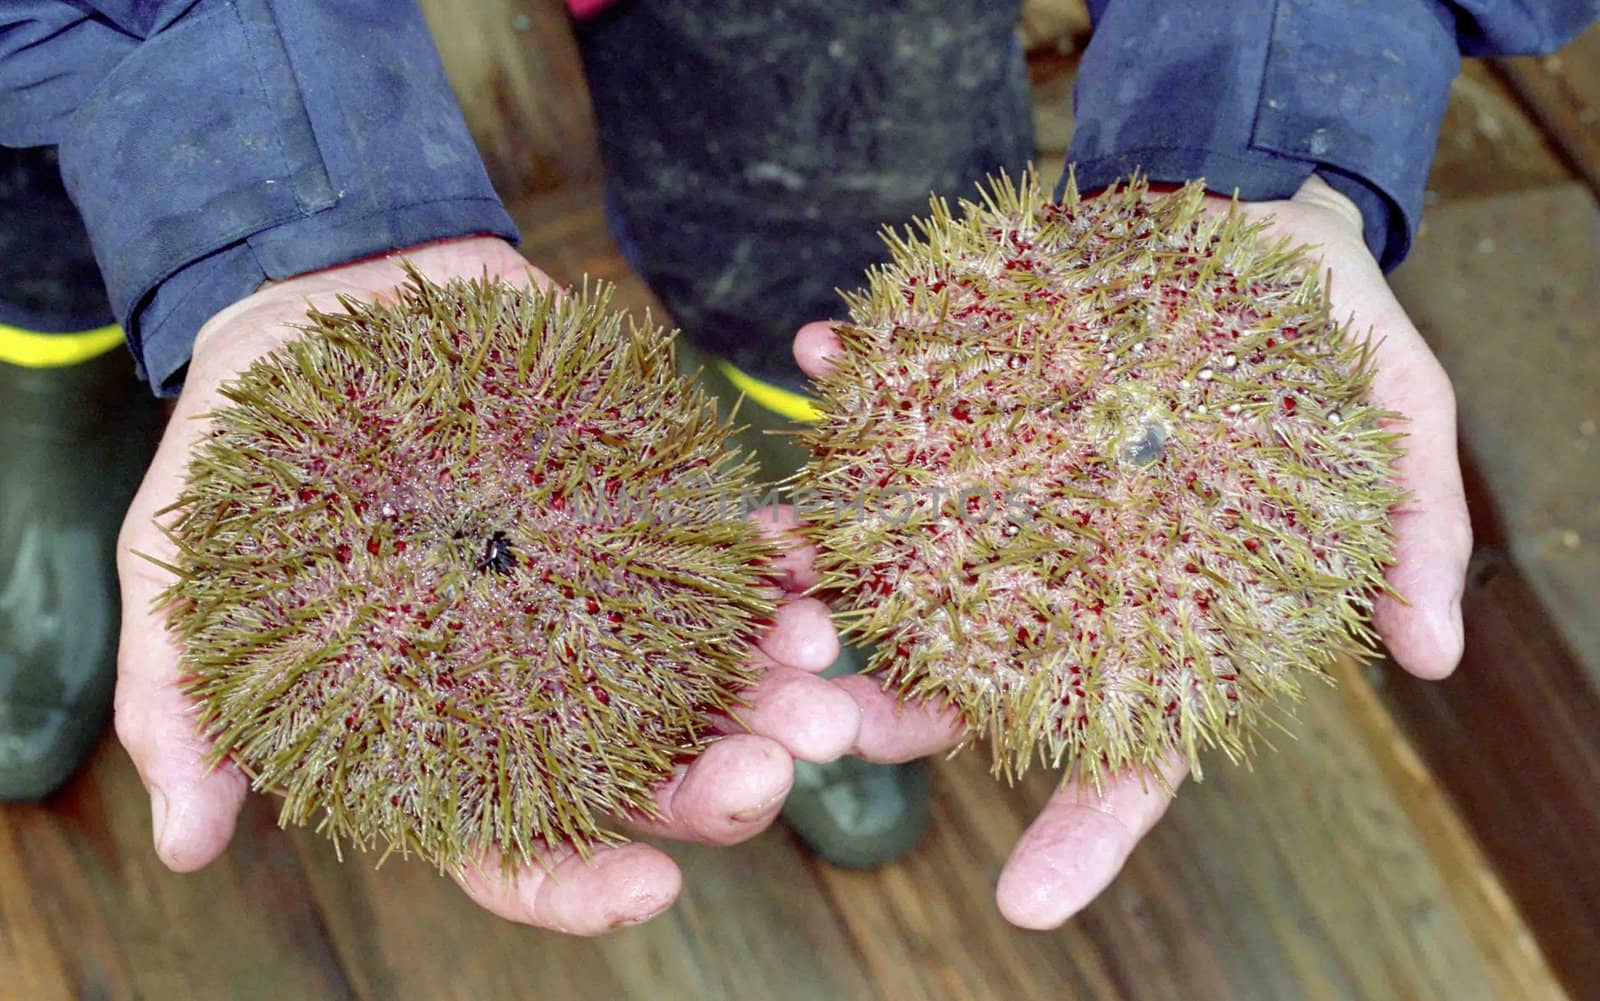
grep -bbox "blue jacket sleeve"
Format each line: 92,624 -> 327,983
0,1 -> 519,394
1065,0 -> 1600,271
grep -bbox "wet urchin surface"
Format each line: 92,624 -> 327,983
800,173 -> 1405,784
159,270 -> 776,870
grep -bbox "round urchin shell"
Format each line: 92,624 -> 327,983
160,270 -> 776,869
800,172 -> 1404,783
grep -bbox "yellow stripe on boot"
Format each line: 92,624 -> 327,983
714,359 -> 820,423
0,322 -> 124,368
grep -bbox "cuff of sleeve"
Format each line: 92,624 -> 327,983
138,197 -> 516,394
1066,0 -> 1461,271
54,0 -> 517,395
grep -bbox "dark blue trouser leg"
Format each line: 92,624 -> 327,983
576,0 -> 1032,392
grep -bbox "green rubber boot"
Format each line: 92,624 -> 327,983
781,643 -> 932,869
1,345 -> 160,799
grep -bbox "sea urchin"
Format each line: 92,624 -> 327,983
157,270 -> 776,870
799,172 -> 1405,783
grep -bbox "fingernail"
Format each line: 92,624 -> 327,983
150,786 -> 171,855
613,897 -> 674,929
730,788 -> 788,824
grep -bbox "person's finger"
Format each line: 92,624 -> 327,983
757,597 -> 838,673
717,660 -> 858,762
996,756 -> 1188,930
1365,333 -> 1471,680
452,842 -> 681,934
751,504 -> 820,593
114,428 -> 249,872
1244,186 -> 1470,681
619,733 -> 794,845
110,650 -> 249,872
833,674 -> 967,762
792,321 -> 843,379
1313,254 -> 1470,680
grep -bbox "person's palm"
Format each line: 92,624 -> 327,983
114,236 -> 857,934
790,175 -> 1471,929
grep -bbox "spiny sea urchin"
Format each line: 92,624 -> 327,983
157,270 -> 776,870
799,172 -> 1405,783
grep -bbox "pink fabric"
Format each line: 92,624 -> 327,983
565,0 -> 619,17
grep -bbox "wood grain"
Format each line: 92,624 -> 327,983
1389,180 -> 1600,1001
283,821 -> 880,1001
1497,24 -> 1600,202
1429,61 -> 1576,202
1378,540 -> 1600,1000
0,740 -> 351,1000
0,814 -> 73,1000
1392,183 -> 1600,680
419,0 -> 600,201
7,649 -> 1563,1001
808,652 -> 1564,1001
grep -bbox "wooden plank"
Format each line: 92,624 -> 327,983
813,653 -> 1563,1001
420,0 -> 601,201
1028,47 -> 1081,176
1429,61 -> 1576,202
0,811 -> 74,1000
1334,648 -> 1565,999
510,185 -> 628,291
1496,24 -> 1600,201
1391,183 -> 1600,681
1378,533 -> 1600,999
0,739 -> 352,1000
1385,180 -> 1600,999
285,821 -> 879,1000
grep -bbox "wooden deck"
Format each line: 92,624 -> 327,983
3,8 -> 1597,1000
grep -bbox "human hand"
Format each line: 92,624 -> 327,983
789,174 -> 1471,929
114,236 -> 858,933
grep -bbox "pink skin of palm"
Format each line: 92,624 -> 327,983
114,236 -> 855,935
789,175 -> 1472,930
